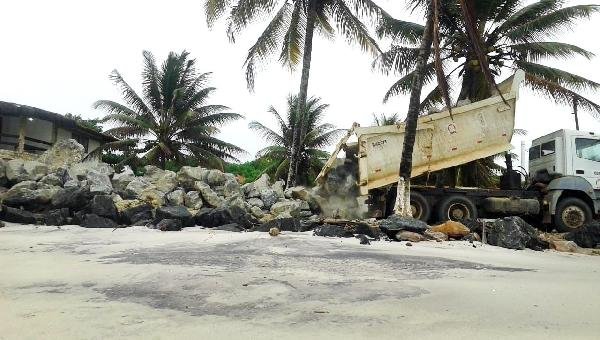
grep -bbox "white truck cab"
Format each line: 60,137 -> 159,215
529,129 -> 600,230
529,129 -> 600,189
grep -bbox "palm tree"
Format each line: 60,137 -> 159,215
372,112 -> 401,126
205,0 -> 384,187
249,95 -> 345,185
93,50 -> 244,170
376,0 -> 600,114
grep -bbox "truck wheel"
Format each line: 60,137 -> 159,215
554,197 -> 592,232
384,190 -> 431,222
410,192 -> 431,222
437,195 -> 477,223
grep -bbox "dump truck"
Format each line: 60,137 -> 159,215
316,70 -> 600,231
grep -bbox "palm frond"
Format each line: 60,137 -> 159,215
243,1 -> 293,90
509,42 -> 595,62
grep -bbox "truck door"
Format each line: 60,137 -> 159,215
573,137 -> 600,189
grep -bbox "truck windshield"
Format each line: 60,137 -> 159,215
529,145 -> 540,160
576,138 -> 600,162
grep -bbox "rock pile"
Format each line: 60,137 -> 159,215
379,215 -> 549,251
0,140 -> 321,232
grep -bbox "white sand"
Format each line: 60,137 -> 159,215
1,224 -> 600,339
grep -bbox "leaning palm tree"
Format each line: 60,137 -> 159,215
93,51 -> 244,170
205,0 -> 384,187
249,95 -> 345,185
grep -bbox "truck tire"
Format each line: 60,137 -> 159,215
554,197 -> 592,232
437,195 -> 477,223
410,192 -> 431,222
384,190 -> 431,222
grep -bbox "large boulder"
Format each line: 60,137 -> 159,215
565,221 -> 600,249
5,159 -> 48,183
138,188 -> 165,208
90,195 -> 118,220
272,181 -> 285,198
51,186 -> 90,210
176,166 -> 208,189
223,178 -> 242,198
247,198 -> 264,208
430,221 -> 471,238
396,230 -> 426,242
144,166 -> 177,193
313,224 -> 354,238
153,218 -> 183,231
1,205 -> 40,224
80,214 -> 118,228
184,191 -> 204,210
270,200 -> 303,218
38,138 -> 85,169
68,161 -> 114,180
111,167 -> 136,194
2,182 -> 60,209
117,201 -> 153,225
166,189 -> 186,206
194,204 -> 256,229
424,229 -> 449,242
155,206 -> 193,227
195,181 -> 224,207
45,208 -> 70,226
260,189 -> 279,209
125,177 -> 154,199
39,173 -> 64,187
206,169 -> 226,187
87,171 -> 113,195
379,215 -> 429,234
487,217 -> 549,251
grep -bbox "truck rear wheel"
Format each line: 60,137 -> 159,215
437,195 -> 477,223
410,192 -> 431,222
554,197 -> 592,232
384,190 -> 431,222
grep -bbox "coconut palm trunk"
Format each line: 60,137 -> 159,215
394,4 -> 434,216
287,0 -> 318,188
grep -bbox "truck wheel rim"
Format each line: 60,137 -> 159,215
448,203 -> 470,221
411,203 -> 421,219
562,206 -> 585,229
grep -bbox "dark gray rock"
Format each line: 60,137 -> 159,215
121,204 -> 153,225
90,195 -> 118,220
154,218 -> 183,231
1,205 -> 39,224
356,234 -> 371,245
194,206 -> 256,229
251,218 -> 303,232
214,223 -> 243,232
565,221 -> 600,249
51,187 -> 90,210
156,206 -> 193,227
45,208 -> 70,226
80,214 -> 118,228
379,215 -> 429,234
487,216 -> 548,251
313,224 -> 354,238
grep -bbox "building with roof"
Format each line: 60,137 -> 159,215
0,101 -> 115,156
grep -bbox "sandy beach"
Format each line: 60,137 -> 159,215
1,224 -> 600,339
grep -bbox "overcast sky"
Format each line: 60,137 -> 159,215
1,0 -> 599,165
